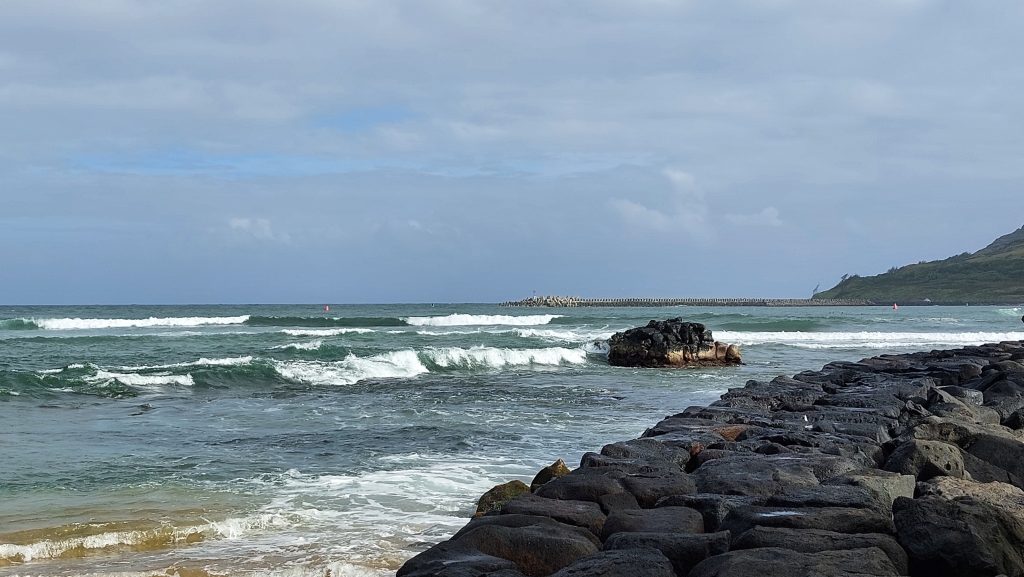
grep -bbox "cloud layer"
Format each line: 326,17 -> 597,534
2,1 -> 1023,302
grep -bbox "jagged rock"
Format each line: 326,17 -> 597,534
607,318 -> 740,368
822,469 -> 915,512
603,531 -> 731,576
883,439 -> 966,481
599,438 -> 692,470
531,459 -> 571,491
720,505 -> 896,537
534,468 -> 627,503
451,515 -> 600,577
656,493 -> 762,532
731,527 -> 908,574
600,506 -> 704,540
548,548 -> 676,577
691,454 -> 858,497
688,546 -> 901,577
476,480 -> 531,515
396,541 -> 526,577
501,494 -> 606,537
893,487 -> 1024,577
620,472 -> 697,507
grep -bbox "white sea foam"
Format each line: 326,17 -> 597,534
272,351 -> 428,386
91,371 -> 195,387
281,328 -> 375,336
423,346 -> 588,368
0,512 -> 290,564
718,330 -> 1024,349
514,327 -> 616,342
117,356 -> 254,371
33,315 -> 251,330
273,340 -> 324,351
403,314 -> 562,327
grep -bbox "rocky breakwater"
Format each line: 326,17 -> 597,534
607,318 -> 741,368
397,340 -> 1024,577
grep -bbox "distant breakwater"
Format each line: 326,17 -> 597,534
398,339 -> 1024,577
501,296 -> 875,307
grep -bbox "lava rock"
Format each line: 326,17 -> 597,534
607,318 -> 740,368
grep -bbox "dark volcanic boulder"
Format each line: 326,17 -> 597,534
687,546 -> 901,577
893,478 -> 1024,577
451,515 -> 600,577
549,548 -> 676,577
604,531 -> 731,576
607,318 -> 740,367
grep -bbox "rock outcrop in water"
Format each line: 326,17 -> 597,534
397,340 -> 1024,577
607,318 -> 741,368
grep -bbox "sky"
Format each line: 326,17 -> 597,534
2,0 -> 1023,304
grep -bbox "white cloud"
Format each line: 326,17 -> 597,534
610,167 -> 712,240
725,206 -> 783,227
227,217 -> 290,243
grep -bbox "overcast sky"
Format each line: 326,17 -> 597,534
2,1 -> 1023,303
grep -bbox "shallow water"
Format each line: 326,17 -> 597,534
2,303 -> 1022,576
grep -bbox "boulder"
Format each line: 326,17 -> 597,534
607,318 -> 740,368
823,469 -> 915,512
476,480 -> 531,515
534,468 -> 627,503
451,515 -> 600,577
883,440 -> 966,482
603,531 -> 731,576
548,548 -> 676,577
531,459 -> 571,491
731,527 -> 908,574
501,494 -> 606,537
893,490 -> 1024,577
656,493 -> 762,532
687,546 -> 901,577
691,454 -> 857,497
600,506 -> 704,540
397,541 -> 526,577
720,506 -> 896,537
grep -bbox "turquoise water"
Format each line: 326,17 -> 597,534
2,304 -> 1023,576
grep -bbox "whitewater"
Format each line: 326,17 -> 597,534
2,303 -> 1022,577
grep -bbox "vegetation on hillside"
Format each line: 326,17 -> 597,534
813,226 -> 1024,304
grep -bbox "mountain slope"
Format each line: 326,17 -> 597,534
813,226 -> 1024,304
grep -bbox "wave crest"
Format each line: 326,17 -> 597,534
404,314 -> 562,327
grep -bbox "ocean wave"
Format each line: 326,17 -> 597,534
272,351 -> 429,386
116,356 -> 255,371
717,330 -> 1024,349
245,316 -> 405,328
271,346 -> 590,386
91,370 -> 196,387
6,316 -> 251,331
403,314 -> 562,327
514,327 -> 616,342
280,328 -> 376,336
0,513 -> 290,564
423,346 -> 588,369
273,340 -> 324,351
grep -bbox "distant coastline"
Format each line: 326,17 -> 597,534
500,295 -> 1022,307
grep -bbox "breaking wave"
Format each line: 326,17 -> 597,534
403,314 -> 562,327
0,513 -> 290,565
1,316 -> 251,331
280,328 -> 375,336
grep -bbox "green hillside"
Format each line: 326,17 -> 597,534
813,226 -> 1024,305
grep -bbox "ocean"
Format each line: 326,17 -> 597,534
2,303 -> 1023,577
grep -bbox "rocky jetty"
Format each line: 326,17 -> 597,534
397,340 -> 1024,577
607,318 -> 741,368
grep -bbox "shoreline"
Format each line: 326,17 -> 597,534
398,340 -> 1024,577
